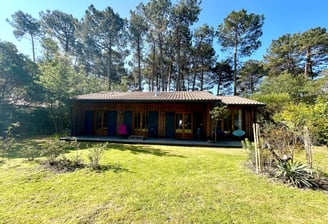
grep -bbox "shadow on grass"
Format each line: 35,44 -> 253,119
2,138 -> 185,162
105,143 -> 186,158
93,164 -> 130,173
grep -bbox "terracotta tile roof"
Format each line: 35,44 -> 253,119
74,91 -> 265,105
218,96 -> 265,106
74,91 -> 219,102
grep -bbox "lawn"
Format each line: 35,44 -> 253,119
0,140 -> 327,224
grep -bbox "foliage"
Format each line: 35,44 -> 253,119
88,142 -> 107,170
210,60 -> 233,95
40,10 -> 77,53
79,4 -> 127,90
274,161 -> 317,188
0,137 -> 13,162
0,41 -> 33,105
41,138 -> 85,171
6,10 -> 41,62
210,105 -> 228,142
261,123 -> 299,162
170,0 -> 201,91
239,60 -> 266,96
297,27 -> 328,78
217,9 -> 264,95
273,103 -> 310,134
41,137 -> 67,164
128,3 -> 148,91
252,92 -> 291,122
264,27 -> 328,78
2,4 -> 328,143
242,137 -> 274,171
273,99 -> 328,145
311,97 -> 328,145
258,72 -> 308,103
191,24 -> 216,91
241,138 -> 255,161
0,123 -> 19,162
263,33 -> 301,76
21,145 -> 40,161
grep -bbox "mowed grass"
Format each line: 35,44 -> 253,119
0,141 -> 328,224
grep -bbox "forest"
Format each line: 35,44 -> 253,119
0,0 -> 327,147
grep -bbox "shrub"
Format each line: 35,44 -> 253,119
21,145 -> 40,161
274,161 -> 317,188
0,136 -> 16,162
0,122 -> 18,162
88,143 -> 107,170
242,138 -> 274,171
69,140 -> 84,167
41,138 -> 85,172
42,137 -> 67,164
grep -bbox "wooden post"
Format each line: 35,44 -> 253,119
304,126 -> 313,169
253,123 -> 261,173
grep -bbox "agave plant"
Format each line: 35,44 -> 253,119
274,161 -> 317,188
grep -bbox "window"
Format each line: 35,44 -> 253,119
219,109 -> 242,133
133,112 -> 149,130
176,113 -> 192,134
234,109 -> 242,130
96,111 -> 108,129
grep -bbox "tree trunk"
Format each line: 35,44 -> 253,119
176,28 -> 181,91
137,36 -> 142,91
233,43 -> 237,95
217,72 -> 222,96
200,59 -> 204,91
159,35 -> 164,92
192,62 -> 197,91
304,47 -> 313,79
151,40 -> 156,92
31,34 -> 36,63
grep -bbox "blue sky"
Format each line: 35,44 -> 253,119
0,0 -> 327,61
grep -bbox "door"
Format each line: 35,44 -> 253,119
148,111 -> 158,138
193,112 -> 203,140
175,112 -> 192,139
107,111 -> 117,136
165,112 -> 175,138
123,111 -> 132,135
84,111 -> 93,135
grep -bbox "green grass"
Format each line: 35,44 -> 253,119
0,140 -> 328,223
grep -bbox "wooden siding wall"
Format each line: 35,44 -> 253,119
71,101 -> 258,140
72,101 -> 212,138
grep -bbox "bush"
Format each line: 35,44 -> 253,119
41,138 -> 85,172
21,145 -> 40,161
88,143 -> 107,170
274,161 -> 317,188
242,138 -> 274,171
43,157 -> 84,173
42,137 -> 67,164
0,125 -> 17,162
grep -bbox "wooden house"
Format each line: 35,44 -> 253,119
70,91 -> 264,140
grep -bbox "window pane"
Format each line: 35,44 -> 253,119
134,112 -> 141,129
96,112 -> 103,129
103,112 -> 108,129
223,110 -> 232,131
142,113 -> 149,129
176,113 -> 183,129
184,113 -> 191,129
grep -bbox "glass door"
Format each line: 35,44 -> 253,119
175,112 -> 192,139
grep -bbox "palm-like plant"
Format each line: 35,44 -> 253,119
274,161 -> 317,188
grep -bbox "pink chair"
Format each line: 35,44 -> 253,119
119,124 -> 128,136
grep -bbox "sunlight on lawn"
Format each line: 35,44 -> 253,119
0,141 -> 327,223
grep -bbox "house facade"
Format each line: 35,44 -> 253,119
71,91 -> 264,140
